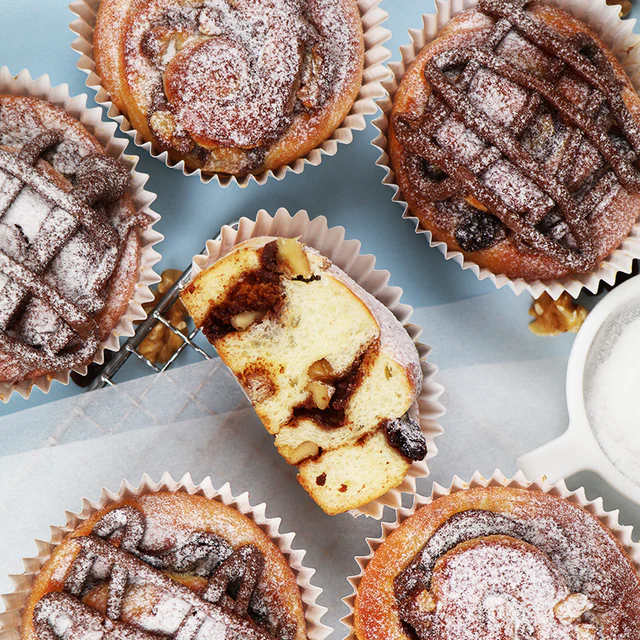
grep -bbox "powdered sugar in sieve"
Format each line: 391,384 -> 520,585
518,275 -> 640,504
584,300 -> 640,485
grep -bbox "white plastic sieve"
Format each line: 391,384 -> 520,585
518,275 -> 640,504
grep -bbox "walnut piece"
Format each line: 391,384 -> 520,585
138,269 -> 188,365
231,310 -> 265,331
415,590 -> 437,614
308,358 -> 335,381
554,594 -> 592,624
529,292 -> 588,336
607,0 -> 632,16
290,441 -> 320,464
306,380 -> 333,409
276,238 -> 312,279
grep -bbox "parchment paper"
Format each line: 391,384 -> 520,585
2,291 -> 639,639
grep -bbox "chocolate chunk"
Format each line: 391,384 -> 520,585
455,211 -> 506,252
384,415 -> 427,461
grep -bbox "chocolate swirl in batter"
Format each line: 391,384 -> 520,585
33,506 -> 297,640
130,0 -> 355,174
393,0 -> 640,271
394,509 -> 610,639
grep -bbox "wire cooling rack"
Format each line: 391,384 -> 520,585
86,222 -> 239,392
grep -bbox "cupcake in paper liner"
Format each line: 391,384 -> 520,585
0,473 -> 330,640
69,0 -> 392,187
0,68 -> 163,403
372,0 -> 640,299
179,208 -> 444,519
342,470 -> 640,639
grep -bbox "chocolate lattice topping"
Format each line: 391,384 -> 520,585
0,130 -> 143,376
33,506 -> 297,640
393,0 -> 640,272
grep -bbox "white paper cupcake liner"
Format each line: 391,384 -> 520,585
0,472 -> 331,640
341,469 -> 640,638
189,208 -> 445,519
0,67 -> 163,403
69,0 -> 392,188
372,0 -> 640,300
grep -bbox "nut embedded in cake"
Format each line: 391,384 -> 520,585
181,236 -> 426,515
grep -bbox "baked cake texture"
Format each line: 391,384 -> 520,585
389,0 -> 640,282
0,95 -> 148,386
94,0 -> 365,176
181,237 -> 425,515
354,485 -> 640,639
22,491 -> 307,640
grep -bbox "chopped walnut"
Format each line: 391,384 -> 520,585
528,292 -> 588,336
138,269 -> 188,365
607,0 -> 632,17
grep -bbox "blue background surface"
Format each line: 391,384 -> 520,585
0,0 -> 634,412
3,3 -> 640,634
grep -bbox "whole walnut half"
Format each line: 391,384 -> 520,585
138,269 -> 189,365
529,292 -> 588,337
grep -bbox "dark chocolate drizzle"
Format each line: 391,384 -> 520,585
0,131 -> 142,374
393,0 -> 640,271
32,506 -> 296,640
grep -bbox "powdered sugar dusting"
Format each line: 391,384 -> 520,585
0,96 -> 142,383
392,0 -> 640,280
101,0 -> 362,173
387,491 -> 640,640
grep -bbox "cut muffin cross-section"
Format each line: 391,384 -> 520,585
181,237 -> 425,515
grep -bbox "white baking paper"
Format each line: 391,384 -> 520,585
1,290 -> 639,640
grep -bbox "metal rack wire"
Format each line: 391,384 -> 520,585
87,223 -> 238,392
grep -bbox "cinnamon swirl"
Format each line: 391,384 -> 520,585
21,492 -> 307,640
94,0 -> 365,177
0,95 -> 148,387
389,0 -> 640,282
354,485 -> 640,639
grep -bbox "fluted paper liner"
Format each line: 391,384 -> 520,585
341,469 -> 640,638
69,0 -> 392,188
372,0 -> 640,300
0,472 -> 331,640
0,68 -> 163,403
189,208 -> 445,519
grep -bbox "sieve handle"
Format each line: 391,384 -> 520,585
517,424 -> 602,484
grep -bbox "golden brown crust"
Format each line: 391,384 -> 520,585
94,0 -> 365,176
21,492 -> 307,640
389,3 -> 640,282
0,95 -> 142,385
354,486 -> 640,640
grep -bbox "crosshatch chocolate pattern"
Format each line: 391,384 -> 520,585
393,0 -> 640,273
0,131 -> 146,376
32,505 -> 298,640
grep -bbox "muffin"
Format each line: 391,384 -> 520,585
181,236 -> 426,515
353,484 -> 640,639
21,491 -> 307,640
0,95 -> 150,387
93,0 -> 365,177
388,0 -> 640,282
